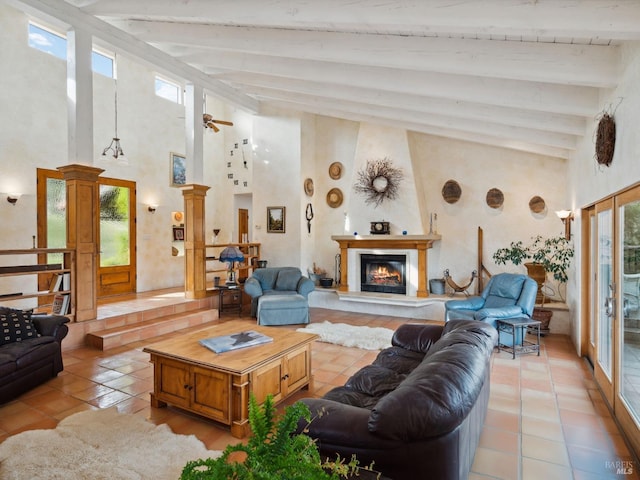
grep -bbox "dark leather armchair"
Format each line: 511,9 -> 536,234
445,273 -> 538,345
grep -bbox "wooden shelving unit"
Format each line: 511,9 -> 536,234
0,248 -> 75,317
205,243 -> 261,283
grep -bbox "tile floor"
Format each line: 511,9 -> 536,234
1,306 -> 639,480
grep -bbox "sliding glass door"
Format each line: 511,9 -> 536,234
586,186 -> 640,455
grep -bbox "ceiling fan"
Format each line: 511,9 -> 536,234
203,113 -> 233,133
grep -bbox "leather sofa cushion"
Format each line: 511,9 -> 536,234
483,274 -> 526,308
0,353 -> 17,377
368,323 -> 495,441
372,346 -> 425,374
345,365 -> 406,397
323,386 -> 380,409
1,337 -> 58,369
391,323 -> 444,353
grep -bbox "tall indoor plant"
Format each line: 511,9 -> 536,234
492,235 -> 574,332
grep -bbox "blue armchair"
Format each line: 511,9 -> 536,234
445,273 -> 538,346
244,267 -> 315,325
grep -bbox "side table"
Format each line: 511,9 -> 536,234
496,317 -> 541,359
215,285 -> 243,317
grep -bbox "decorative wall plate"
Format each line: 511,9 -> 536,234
303,178 -> 314,196
442,180 -> 462,204
486,188 -> 504,209
328,162 -> 343,180
529,195 -> 546,213
326,188 -> 343,208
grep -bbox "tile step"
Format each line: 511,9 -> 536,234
86,308 -> 219,350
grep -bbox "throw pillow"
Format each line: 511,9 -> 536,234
0,310 -> 40,346
275,269 -> 300,291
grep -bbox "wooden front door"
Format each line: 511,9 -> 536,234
38,170 -> 137,300
97,177 -> 137,297
238,208 -> 249,243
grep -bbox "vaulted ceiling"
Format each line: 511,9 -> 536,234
12,0 -> 640,159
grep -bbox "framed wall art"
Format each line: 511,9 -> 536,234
267,206 -> 286,233
173,226 -> 185,241
170,152 -> 186,187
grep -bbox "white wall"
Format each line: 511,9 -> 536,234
0,0 -> 575,300
250,106 -> 303,267
0,4 -> 232,293
567,42 -> 640,348
306,119 -> 569,293
8,2 -> 640,346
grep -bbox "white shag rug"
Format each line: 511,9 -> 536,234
0,408 -> 221,480
297,321 -> 394,350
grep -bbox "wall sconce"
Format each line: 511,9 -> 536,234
556,209 -> 574,240
147,205 -> 157,213
6,194 -> 21,205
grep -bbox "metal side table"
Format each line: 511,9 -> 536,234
496,317 -> 541,359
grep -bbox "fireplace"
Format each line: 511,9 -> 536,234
333,235 -> 440,298
360,254 -> 406,294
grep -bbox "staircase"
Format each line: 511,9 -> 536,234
85,293 -> 220,351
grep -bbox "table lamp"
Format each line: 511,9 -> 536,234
219,246 -> 245,284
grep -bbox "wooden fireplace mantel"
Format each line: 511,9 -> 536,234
332,234 -> 441,298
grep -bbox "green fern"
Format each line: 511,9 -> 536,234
180,394 -> 372,480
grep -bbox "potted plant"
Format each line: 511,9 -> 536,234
180,394 -> 380,480
492,235 -> 574,333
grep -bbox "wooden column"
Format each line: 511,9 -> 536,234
181,184 -> 210,299
58,164 -> 104,322
338,245 -> 349,292
416,244 -> 428,298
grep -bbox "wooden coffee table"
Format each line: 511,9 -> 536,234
143,321 -> 317,438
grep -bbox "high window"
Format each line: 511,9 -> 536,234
28,22 -> 114,78
155,75 -> 183,104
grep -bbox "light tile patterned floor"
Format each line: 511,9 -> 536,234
1,306 -> 638,479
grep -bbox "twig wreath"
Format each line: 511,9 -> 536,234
354,157 -> 403,207
595,112 -> 616,167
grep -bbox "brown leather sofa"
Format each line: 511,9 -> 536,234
297,320 -> 498,480
0,309 -> 70,404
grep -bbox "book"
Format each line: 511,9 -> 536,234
52,293 -> 70,315
200,330 -> 273,353
49,274 -> 63,292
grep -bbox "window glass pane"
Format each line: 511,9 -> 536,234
92,51 -> 114,78
99,185 -> 130,267
29,22 -> 114,77
597,208 -> 613,378
621,200 -> 640,422
28,23 -> 66,60
155,76 -> 181,103
46,178 -> 66,264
